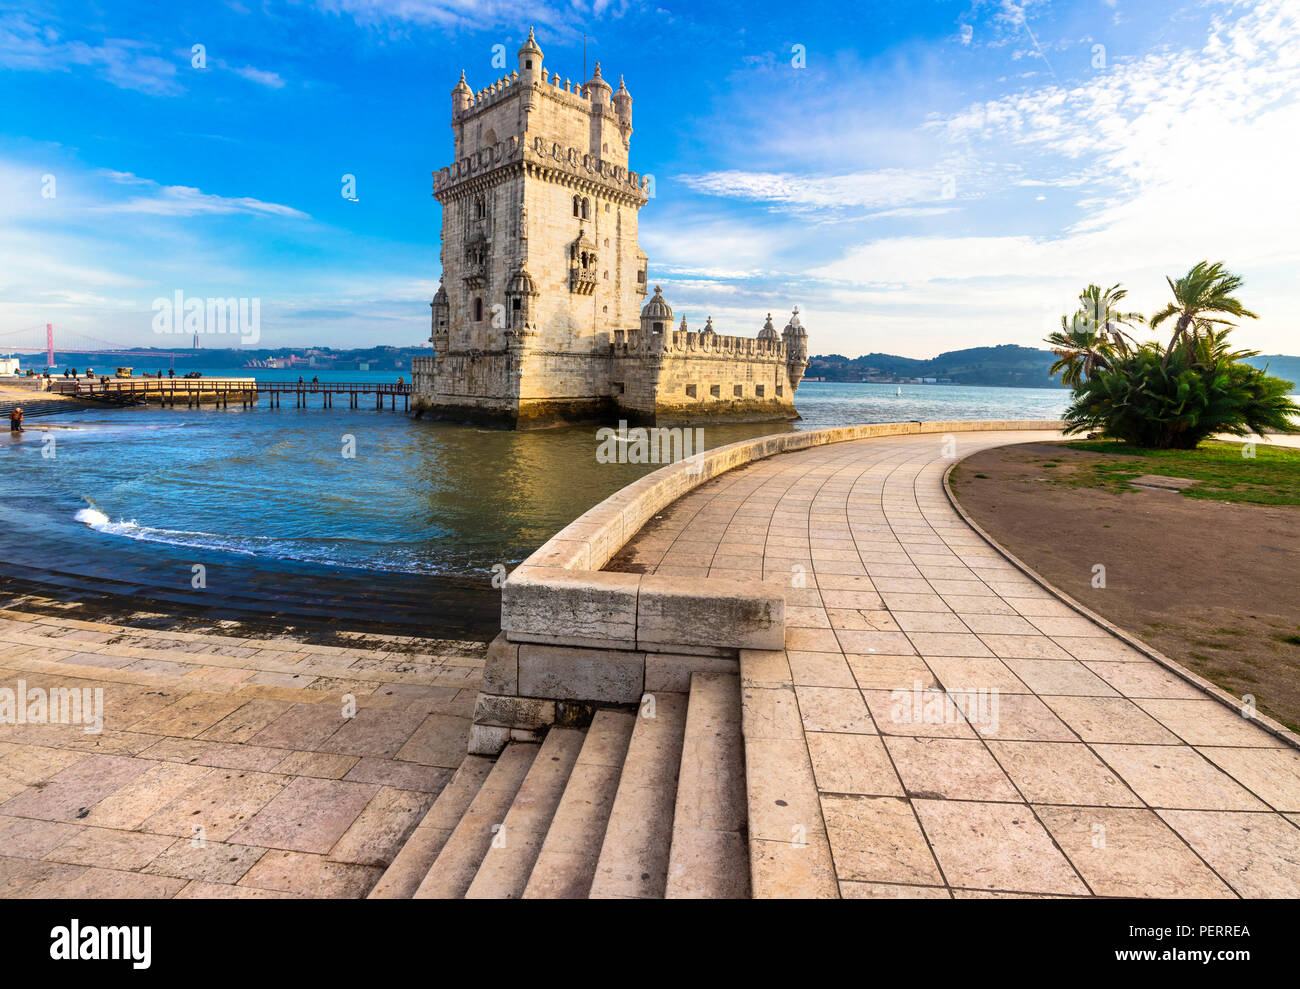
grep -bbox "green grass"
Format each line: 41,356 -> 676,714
1059,440 -> 1300,505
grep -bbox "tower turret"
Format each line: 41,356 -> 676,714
430,283 -> 449,351
585,62 -> 612,108
517,27 -> 543,83
506,266 -> 539,337
782,306 -> 809,390
452,71 -> 472,116
613,74 -> 632,130
640,285 -> 672,334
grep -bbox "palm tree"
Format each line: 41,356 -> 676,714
1078,282 -> 1143,355
1047,310 -> 1111,387
1048,282 -> 1142,387
1150,261 -> 1258,361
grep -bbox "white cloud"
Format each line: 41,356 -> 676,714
663,0 -> 1300,357
93,173 -> 310,218
0,14 -> 182,95
675,167 -> 956,213
213,59 -> 287,88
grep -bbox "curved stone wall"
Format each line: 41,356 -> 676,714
469,420 -> 1063,754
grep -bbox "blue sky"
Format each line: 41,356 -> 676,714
2,0 -> 1297,358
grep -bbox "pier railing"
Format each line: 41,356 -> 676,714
47,377 -> 412,410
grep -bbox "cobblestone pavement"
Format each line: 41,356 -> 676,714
0,598 -> 484,897
613,429 -> 1300,898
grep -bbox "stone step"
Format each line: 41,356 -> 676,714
588,691 -> 688,899
464,727 -> 586,899
367,755 -> 494,898
523,709 -> 637,899
739,648 -> 839,898
412,742 -> 538,898
665,672 -> 750,898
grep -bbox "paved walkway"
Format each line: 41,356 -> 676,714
613,429 -> 1300,898
0,594 -> 483,897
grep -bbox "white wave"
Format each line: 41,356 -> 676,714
75,507 -> 256,556
71,504 -> 456,574
73,507 -> 110,528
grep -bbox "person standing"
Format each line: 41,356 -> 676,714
9,407 -> 23,432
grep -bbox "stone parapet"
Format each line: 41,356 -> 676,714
467,419 -> 1065,753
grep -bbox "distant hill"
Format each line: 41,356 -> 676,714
808,345 -> 1300,390
807,344 -> 1065,388
1246,355 -> 1300,389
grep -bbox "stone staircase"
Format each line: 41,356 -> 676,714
369,671 -> 750,899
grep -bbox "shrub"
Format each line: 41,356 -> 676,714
1062,334 -> 1299,449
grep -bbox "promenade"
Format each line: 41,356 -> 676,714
0,599 -> 484,897
4,426 -> 1298,899
610,428 -> 1300,897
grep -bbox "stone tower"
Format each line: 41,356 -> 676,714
413,28 -> 808,428
420,28 -> 650,426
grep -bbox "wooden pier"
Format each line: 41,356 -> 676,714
47,377 -> 411,411
260,380 -> 411,411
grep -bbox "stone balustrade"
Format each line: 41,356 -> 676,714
610,327 -> 788,357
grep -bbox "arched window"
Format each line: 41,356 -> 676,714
474,197 -> 485,219
573,196 -> 580,217
581,198 -> 590,219
473,298 -> 483,322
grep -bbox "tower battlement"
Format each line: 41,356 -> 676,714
413,28 -> 809,428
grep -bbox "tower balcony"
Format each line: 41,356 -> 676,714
569,267 -> 598,295
462,261 -> 488,288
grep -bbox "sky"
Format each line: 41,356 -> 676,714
1,0 -> 1297,359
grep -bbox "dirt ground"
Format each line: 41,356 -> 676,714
950,441 -> 1300,731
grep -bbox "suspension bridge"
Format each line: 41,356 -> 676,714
0,322 -> 187,367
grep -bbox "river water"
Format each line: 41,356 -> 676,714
0,371 -> 1069,634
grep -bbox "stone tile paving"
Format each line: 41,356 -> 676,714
614,429 -> 1300,898
0,599 -> 484,897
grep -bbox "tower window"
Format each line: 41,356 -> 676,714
686,384 -> 697,398
734,384 -> 743,397
512,297 -> 521,310
581,198 -> 589,219
473,298 -> 483,322
756,385 -> 765,398
573,196 -> 580,217
525,59 -> 532,69
709,385 -> 720,398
